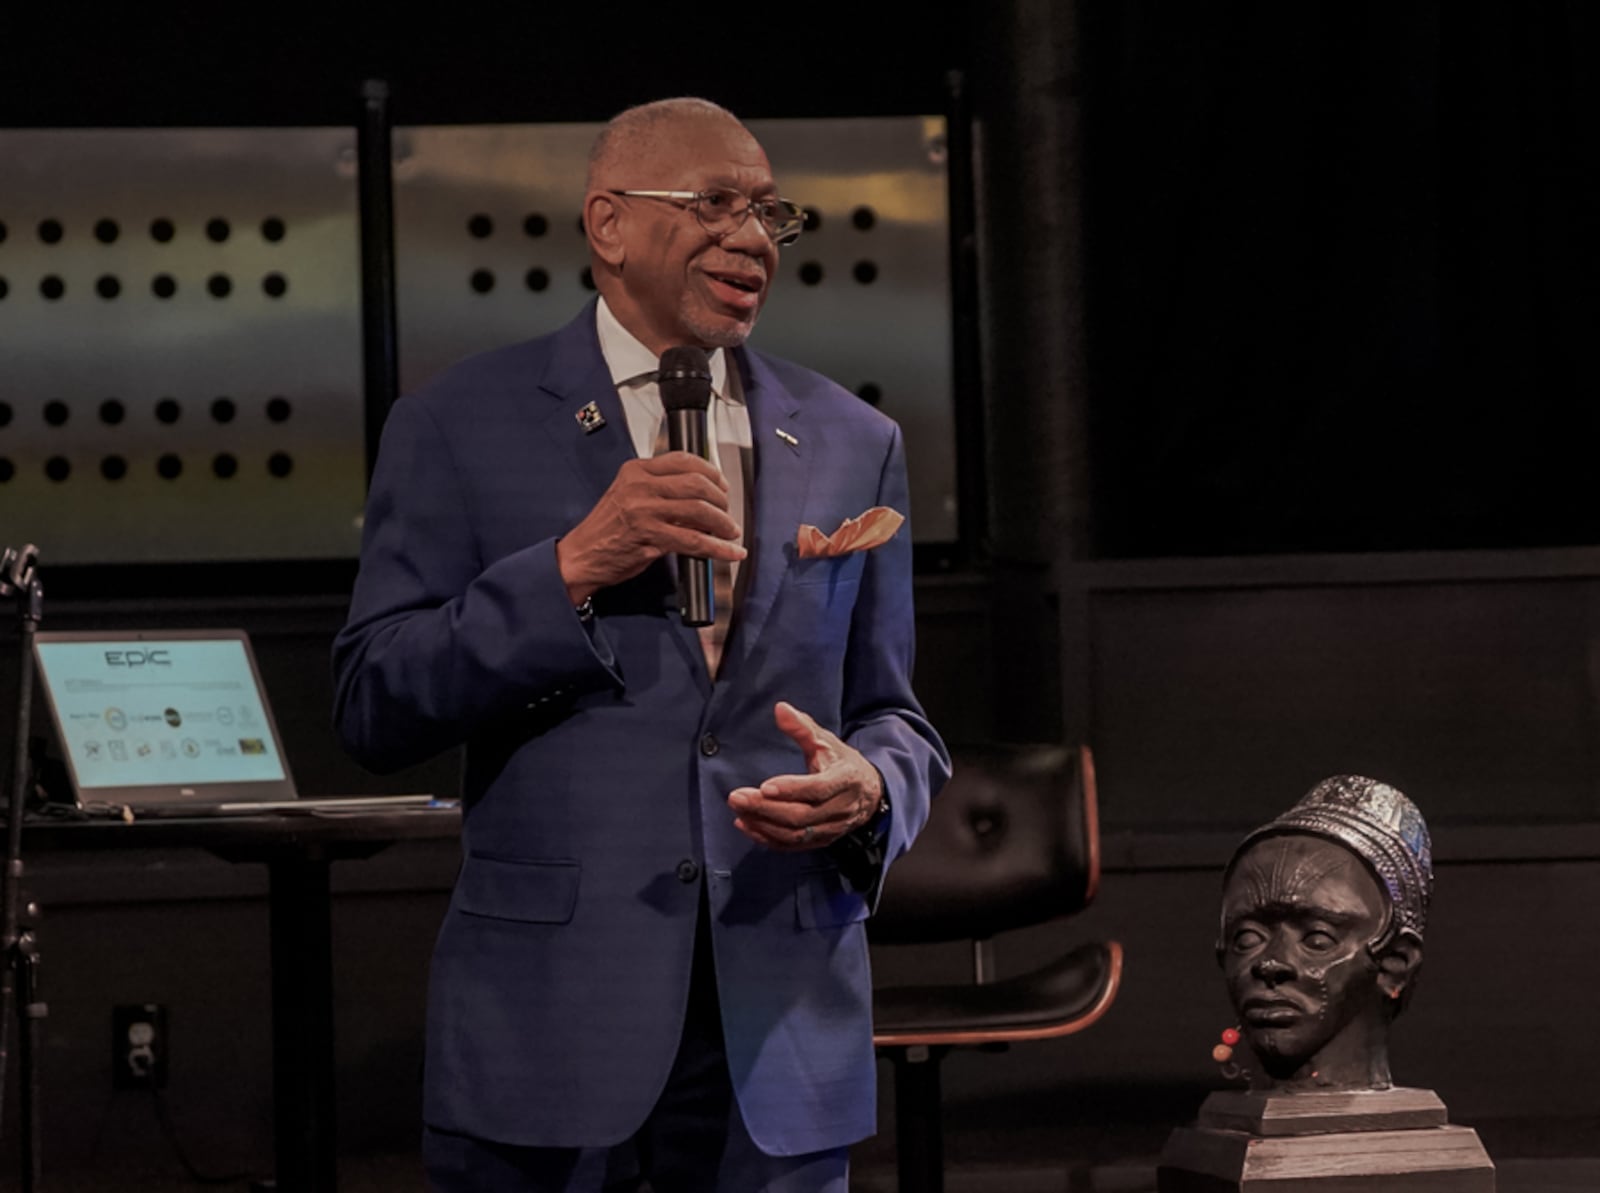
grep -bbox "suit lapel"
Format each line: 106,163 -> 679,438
534,302 -> 638,500
718,348 -> 810,690
533,316 -> 811,697
533,304 -> 698,675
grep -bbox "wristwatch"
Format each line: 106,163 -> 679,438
865,791 -> 891,840
829,789 -> 891,897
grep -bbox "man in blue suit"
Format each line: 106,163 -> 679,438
333,97 -> 949,1192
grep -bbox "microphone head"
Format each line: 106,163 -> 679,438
658,346 -> 713,412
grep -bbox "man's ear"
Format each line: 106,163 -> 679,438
584,193 -> 626,267
1375,934 -> 1423,1000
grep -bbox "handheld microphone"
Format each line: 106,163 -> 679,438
658,346 -> 715,627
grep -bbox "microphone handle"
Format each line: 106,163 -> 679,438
666,408 -> 715,627
666,408 -> 711,462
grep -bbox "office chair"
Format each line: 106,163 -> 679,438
870,744 -> 1124,1193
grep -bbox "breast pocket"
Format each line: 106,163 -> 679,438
457,853 -> 581,924
788,551 -> 867,589
772,563 -> 860,667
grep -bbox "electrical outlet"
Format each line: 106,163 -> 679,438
112,1003 -> 167,1089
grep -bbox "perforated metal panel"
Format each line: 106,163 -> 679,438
0,128 -> 366,565
0,119 -> 957,568
393,117 -> 957,542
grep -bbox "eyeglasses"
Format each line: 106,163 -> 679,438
609,187 -> 807,247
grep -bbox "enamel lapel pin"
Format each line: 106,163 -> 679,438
575,401 -> 607,433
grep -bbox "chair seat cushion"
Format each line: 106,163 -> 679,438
872,940 -> 1121,1044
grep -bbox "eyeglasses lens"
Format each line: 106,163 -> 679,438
695,190 -> 804,246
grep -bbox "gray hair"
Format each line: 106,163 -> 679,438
587,97 -> 745,191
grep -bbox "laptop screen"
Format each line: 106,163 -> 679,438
33,629 -> 299,807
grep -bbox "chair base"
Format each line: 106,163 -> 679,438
882,1044 -> 949,1193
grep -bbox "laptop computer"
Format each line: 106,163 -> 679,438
32,627 -> 439,817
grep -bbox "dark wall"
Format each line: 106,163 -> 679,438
1080,2 -> 1600,557
1072,559 -> 1600,831
3,7 -> 972,127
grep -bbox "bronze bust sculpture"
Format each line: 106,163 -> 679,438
1218,774 -> 1431,1092
1160,776 -> 1494,1191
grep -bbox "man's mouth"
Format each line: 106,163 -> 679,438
1241,998 -> 1305,1026
707,269 -> 764,295
707,267 -> 768,308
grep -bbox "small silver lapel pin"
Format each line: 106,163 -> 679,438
575,401 -> 607,433
775,428 -> 799,447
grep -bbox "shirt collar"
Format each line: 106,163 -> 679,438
595,297 -> 731,399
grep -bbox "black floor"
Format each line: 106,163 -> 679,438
849,1108 -> 1600,1192
32,1113 -> 1600,1192
32,1154 -> 1600,1192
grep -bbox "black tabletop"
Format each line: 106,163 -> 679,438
21,802 -> 462,860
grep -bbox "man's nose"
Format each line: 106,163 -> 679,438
1252,952 -> 1296,985
1250,929 -> 1298,985
720,208 -> 775,253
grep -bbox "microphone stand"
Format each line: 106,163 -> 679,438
1,543 -> 45,1192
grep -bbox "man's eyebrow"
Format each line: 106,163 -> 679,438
1300,907 -> 1366,926
703,175 -> 779,196
1226,901 -> 1366,925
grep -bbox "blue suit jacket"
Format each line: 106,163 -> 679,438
332,303 -> 949,1156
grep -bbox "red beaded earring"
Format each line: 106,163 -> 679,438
1213,1026 -> 1247,1082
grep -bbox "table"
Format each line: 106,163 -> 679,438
23,804 -> 461,1193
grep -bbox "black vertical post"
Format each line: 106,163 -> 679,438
890,1046 -> 947,1193
974,0 -> 1088,566
270,856 -> 337,1192
973,0 -> 1085,744
17,927 -> 42,1193
1,547 -> 43,1192
358,79 -> 400,484
944,68 -> 986,569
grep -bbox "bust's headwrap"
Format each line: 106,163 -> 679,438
1227,775 -> 1434,949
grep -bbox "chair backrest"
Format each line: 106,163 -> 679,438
868,743 -> 1100,946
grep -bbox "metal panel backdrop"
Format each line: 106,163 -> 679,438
0,128 -> 367,564
393,117 -> 957,543
0,119 -> 955,566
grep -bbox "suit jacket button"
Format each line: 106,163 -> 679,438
700,733 -> 719,757
676,859 -> 700,884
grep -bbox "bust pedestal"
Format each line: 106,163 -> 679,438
1158,1088 -> 1495,1192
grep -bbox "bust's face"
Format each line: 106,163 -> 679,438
1220,834 -> 1389,1084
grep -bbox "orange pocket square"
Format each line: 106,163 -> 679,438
796,507 -> 906,558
